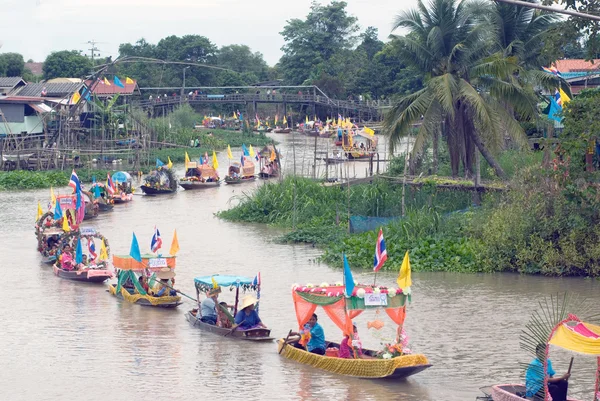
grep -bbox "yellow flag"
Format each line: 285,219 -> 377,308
212,151 -> 219,169
559,88 -> 571,105
71,92 -> 81,104
62,211 -> 70,232
103,77 -> 111,86
249,145 -> 255,157
227,145 -> 233,159
233,111 -> 237,119
283,116 -> 287,125
364,127 -> 375,136
184,152 -> 190,169
36,201 -> 43,221
275,114 -> 279,125
211,276 -> 219,289
305,115 -> 309,124
270,148 -> 276,162
99,239 -> 108,260
50,187 -> 56,207
125,77 -> 134,84
169,230 -> 180,255
397,251 -> 412,289
167,156 -> 173,169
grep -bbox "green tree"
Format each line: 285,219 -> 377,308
43,50 -> 92,79
216,45 -> 269,81
0,53 -> 25,77
384,0 -> 559,178
279,1 -> 359,85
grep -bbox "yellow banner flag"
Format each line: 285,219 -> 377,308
184,152 -> 190,169
36,201 -> 43,221
275,114 -> 279,125
364,127 -> 375,136
233,111 -> 237,119
71,92 -> 81,104
305,115 -> 309,124
99,238 -> 108,260
62,211 -> 70,232
249,145 -> 255,157
211,276 -> 219,289
125,77 -> 134,84
397,251 -> 412,289
283,116 -> 287,125
169,230 -> 180,255
50,187 -> 56,207
270,148 -> 276,162
227,145 -> 233,159
167,157 -> 173,169
559,88 -> 571,105
104,77 -> 111,86
212,151 -> 219,169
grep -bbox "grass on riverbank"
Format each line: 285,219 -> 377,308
0,169 -> 115,191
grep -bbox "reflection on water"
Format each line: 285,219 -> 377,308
2,138 -> 600,400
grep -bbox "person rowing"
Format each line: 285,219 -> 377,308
233,295 -> 266,330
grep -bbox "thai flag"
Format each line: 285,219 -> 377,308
554,89 -> 563,107
151,227 -> 162,253
373,228 -> 388,272
69,170 -> 80,192
253,272 -> 261,287
204,152 -> 209,165
88,240 -> 97,259
106,173 -> 115,195
255,152 -> 260,162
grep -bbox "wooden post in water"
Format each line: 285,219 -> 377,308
312,134 -> 317,179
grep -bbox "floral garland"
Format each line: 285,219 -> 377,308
291,282 -> 405,298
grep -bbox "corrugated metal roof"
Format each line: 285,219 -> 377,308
0,77 -> 25,88
16,82 -> 85,98
554,59 -> 600,72
85,79 -> 139,96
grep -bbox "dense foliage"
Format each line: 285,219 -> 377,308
42,50 -> 92,79
0,169 -> 113,191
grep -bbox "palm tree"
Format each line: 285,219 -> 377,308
384,0 -> 560,179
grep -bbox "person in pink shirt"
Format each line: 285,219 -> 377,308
339,324 -> 363,359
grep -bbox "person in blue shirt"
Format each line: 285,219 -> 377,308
291,313 -> 326,355
234,295 -> 266,330
200,287 -> 221,325
526,344 -> 570,401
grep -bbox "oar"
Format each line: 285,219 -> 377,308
279,330 -> 293,354
149,280 -> 197,302
567,356 -> 574,376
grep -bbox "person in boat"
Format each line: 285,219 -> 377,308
60,244 -> 74,271
153,270 -> 177,297
47,235 -> 59,249
290,313 -> 326,355
233,295 -> 266,330
137,275 -> 149,294
216,301 -> 233,329
526,343 -> 570,401
76,254 -> 89,270
200,287 -> 221,325
339,323 -> 364,359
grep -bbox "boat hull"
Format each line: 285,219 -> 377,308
179,181 -> 220,190
52,265 -> 112,283
41,255 -> 57,264
140,185 -> 175,195
277,339 -> 431,379
185,311 -> 273,341
225,176 -> 256,185
98,203 -> 113,212
490,384 -> 580,401
274,128 -> 291,134
108,284 -> 182,308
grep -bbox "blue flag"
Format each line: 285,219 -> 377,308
92,176 -> 101,198
548,96 -> 562,122
156,158 -> 164,168
54,200 -> 63,220
76,187 -> 82,209
114,76 -> 125,88
343,253 -> 355,297
238,112 -> 243,121
199,156 -> 204,165
242,144 -> 249,156
129,233 -> 142,262
75,238 -> 83,264
241,154 -> 245,166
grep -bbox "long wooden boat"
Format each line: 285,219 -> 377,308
53,264 -> 113,283
108,284 -> 182,308
179,163 -> 220,190
179,180 -> 220,190
224,175 -> 255,185
277,339 -> 431,379
112,193 -> 134,204
41,255 -> 57,264
273,128 -> 291,134
111,171 -> 134,203
185,310 -> 273,340
140,185 -> 176,195
490,384 -> 580,401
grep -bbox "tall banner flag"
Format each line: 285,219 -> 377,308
69,170 -> 80,192
169,230 -> 180,255
114,76 -> 125,88
104,77 -> 111,86
227,145 -> 233,159
50,186 -> 56,208
54,199 -> 63,220
212,151 -> 219,169
36,201 -> 43,222
184,152 -> 190,169
156,158 -> 165,168
167,157 -> 173,169
88,239 -> 97,259
343,253 -> 355,297
373,228 -> 388,272
99,239 -> 108,260
283,116 -> 287,126
125,77 -> 134,84
62,211 -> 70,232
151,226 -> 162,253
249,145 -> 255,158
129,233 -> 142,262
106,173 -> 115,195
75,238 -> 83,264
397,251 -> 412,289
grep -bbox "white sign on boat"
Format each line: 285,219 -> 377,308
148,258 -> 168,268
364,293 -> 388,306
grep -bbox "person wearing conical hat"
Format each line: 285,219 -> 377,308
153,268 -> 176,297
233,295 -> 266,330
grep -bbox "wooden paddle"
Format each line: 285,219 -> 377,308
279,330 -> 293,354
567,356 -> 574,375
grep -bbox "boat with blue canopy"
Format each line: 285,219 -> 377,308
185,274 -> 273,341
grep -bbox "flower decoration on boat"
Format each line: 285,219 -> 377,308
320,282 -> 329,288
291,283 -> 299,290
373,287 -> 381,294
388,288 -> 397,297
356,288 -> 366,298
403,287 -> 412,295
334,281 -> 342,286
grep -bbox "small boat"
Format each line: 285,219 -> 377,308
179,162 -> 220,190
56,193 -> 98,220
273,127 -> 291,134
110,251 -> 181,308
322,156 -> 346,165
140,167 -> 178,195
89,183 -> 114,212
225,158 -> 256,184
278,281 -> 431,379
111,171 -> 134,204
52,227 -> 113,283
343,129 -> 378,160
187,274 -> 273,341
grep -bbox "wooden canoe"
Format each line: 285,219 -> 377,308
277,339 -> 431,379
274,128 -> 291,134
41,255 -> 57,264
179,180 -> 220,190
140,185 -> 176,195
225,175 -> 256,185
52,264 -> 113,283
108,284 -> 182,308
185,310 -> 274,341
490,384 -> 581,401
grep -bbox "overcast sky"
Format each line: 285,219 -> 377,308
0,0 -> 417,66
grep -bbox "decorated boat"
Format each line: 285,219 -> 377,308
343,129 -> 378,160
179,162 -> 220,190
225,158 -> 255,184
258,145 -> 281,179
52,227 -> 113,283
111,171 -> 134,204
186,274 -> 273,341
108,231 -> 182,308
140,163 -> 178,195
89,182 -> 114,212
56,192 -> 98,220
273,127 -> 291,134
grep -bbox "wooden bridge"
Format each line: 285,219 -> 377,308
135,85 -> 391,121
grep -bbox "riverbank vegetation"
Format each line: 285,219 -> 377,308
0,169 -> 114,191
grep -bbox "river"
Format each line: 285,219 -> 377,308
1,133 -> 599,401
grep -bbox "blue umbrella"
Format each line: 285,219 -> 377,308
112,171 -> 131,183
